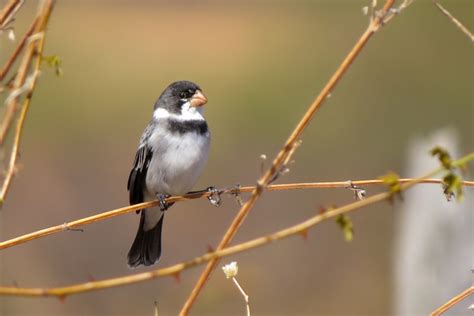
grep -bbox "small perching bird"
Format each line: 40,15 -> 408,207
127,81 -> 210,268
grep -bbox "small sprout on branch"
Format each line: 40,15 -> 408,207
379,171 -> 403,203
41,55 -> 63,76
442,173 -> 463,202
345,180 -> 367,200
430,146 -> 453,169
335,214 -> 354,242
259,154 -> 267,174
154,301 -> 159,316
222,261 -> 250,316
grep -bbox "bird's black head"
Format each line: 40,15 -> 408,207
154,80 -> 207,114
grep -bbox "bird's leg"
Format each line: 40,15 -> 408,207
156,193 -> 171,211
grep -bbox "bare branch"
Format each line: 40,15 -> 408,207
0,0 -> 23,30
0,152 -> 471,298
0,0 -> 55,205
432,0 -> 474,43
430,286 -> 474,316
179,1 -> 404,314
2,178 -> 472,250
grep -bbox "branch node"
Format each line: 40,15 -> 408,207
230,183 -> 244,206
345,180 -> 367,200
206,186 -> 222,207
61,223 -> 83,233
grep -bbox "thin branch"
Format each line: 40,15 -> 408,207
0,152 -> 471,298
232,277 -> 250,316
0,0 -> 55,204
179,1 -> 398,314
0,18 -> 38,83
430,286 -> 474,316
2,178 -> 472,250
432,0 -> 474,43
0,0 -> 23,29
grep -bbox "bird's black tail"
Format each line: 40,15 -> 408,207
127,212 -> 164,268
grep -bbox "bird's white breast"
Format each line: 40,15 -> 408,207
146,126 -> 210,196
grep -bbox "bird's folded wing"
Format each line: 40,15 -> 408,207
127,144 -> 153,206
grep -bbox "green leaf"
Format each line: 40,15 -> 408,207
41,55 -> 63,76
430,146 -> 452,169
442,173 -> 463,202
335,214 -> 353,242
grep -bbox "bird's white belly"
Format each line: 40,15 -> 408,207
146,131 -> 210,196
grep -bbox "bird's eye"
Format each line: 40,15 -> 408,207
179,92 -> 187,99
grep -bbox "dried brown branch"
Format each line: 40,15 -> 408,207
1,152 -> 472,299
179,1 -> 398,314
2,178 -> 472,250
0,18 -> 38,83
430,286 -> 474,316
432,0 -> 474,43
0,0 -> 55,204
0,0 -> 23,29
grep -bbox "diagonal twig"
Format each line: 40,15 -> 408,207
432,0 -> 474,43
179,1 -> 398,314
430,286 -> 474,316
0,0 -> 55,205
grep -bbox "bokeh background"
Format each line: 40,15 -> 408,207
0,1 -> 472,315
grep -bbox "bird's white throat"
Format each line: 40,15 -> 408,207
153,102 -> 205,122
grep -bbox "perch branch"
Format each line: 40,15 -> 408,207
0,152 -> 472,298
2,178 -> 472,250
180,1 -> 398,314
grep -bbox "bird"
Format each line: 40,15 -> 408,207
127,80 -> 211,268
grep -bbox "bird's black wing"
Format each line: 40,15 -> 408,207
127,144 -> 153,208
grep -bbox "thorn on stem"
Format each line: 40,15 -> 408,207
299,229 -> 309,240
206,244 -> 214,253
172,272 -> 181,284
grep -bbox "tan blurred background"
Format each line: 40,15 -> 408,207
0,1 -> 472,315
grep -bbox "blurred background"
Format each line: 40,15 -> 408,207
0,0 -> 472,315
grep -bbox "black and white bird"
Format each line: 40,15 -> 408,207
127,81 -> 210,268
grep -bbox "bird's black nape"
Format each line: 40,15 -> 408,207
154,80 -> 203,114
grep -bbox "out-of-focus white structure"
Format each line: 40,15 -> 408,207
393,128 -> 473,316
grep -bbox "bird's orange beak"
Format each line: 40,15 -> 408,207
189,90 -> 208,107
